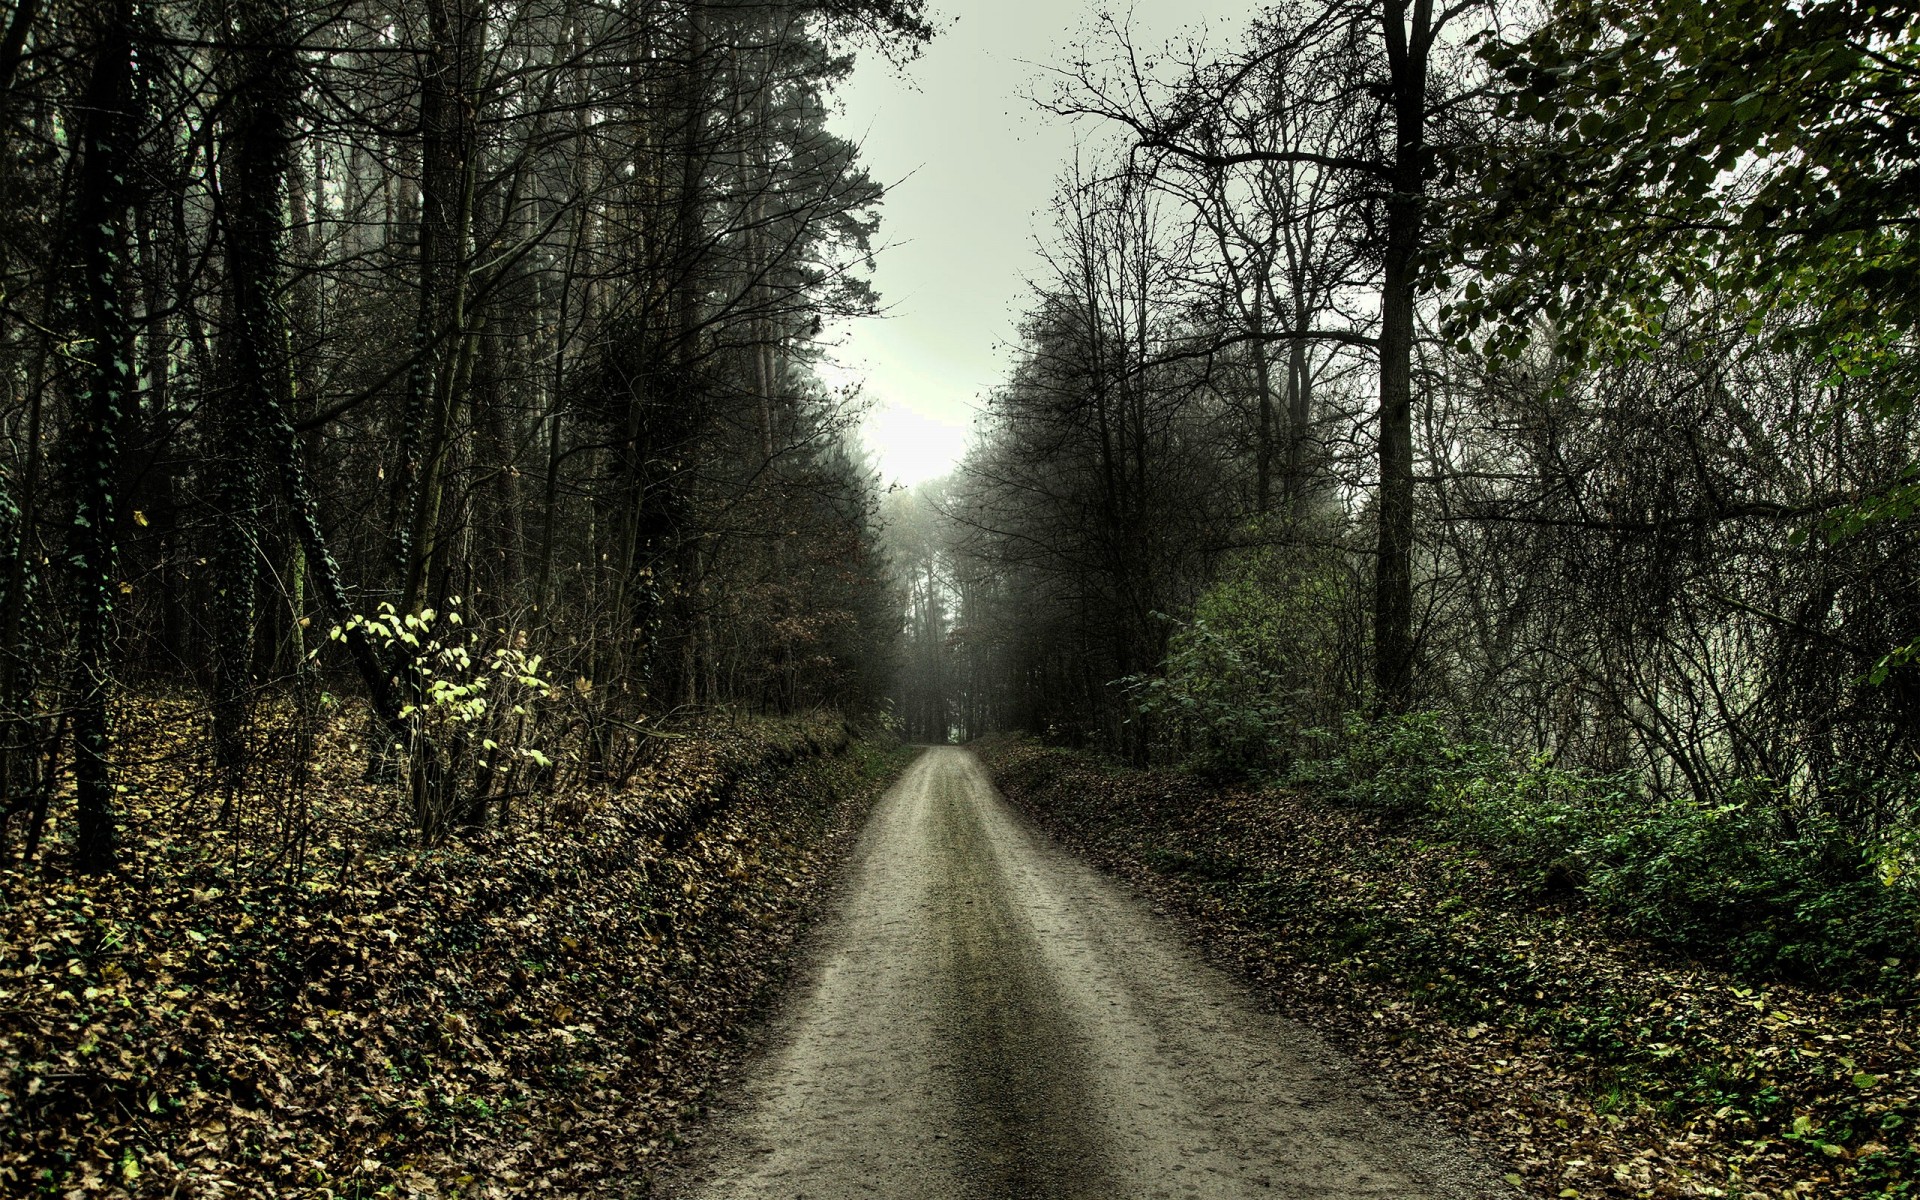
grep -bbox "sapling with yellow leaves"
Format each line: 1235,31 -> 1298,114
326,599 -> 559,842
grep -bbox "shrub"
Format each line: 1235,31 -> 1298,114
1130,538 -> 1352,777
1286,712 -> 1920,993
1584,791 -> 1920,990
329,600 -> 558,839
1441,753 -> 1641,871
1128,616 -> 1297,778
1287,711 -> 1505,818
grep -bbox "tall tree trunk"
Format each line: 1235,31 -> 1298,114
392,0 -> 480,613
0,0 -> 39,105
208,5 -> 283,772
135,200 -> 189,668
620,0 -> 708,698
68,2 -> 142,873
477,299 -> 524,618
1372,0 -> 1430,715
0,290 -> 52,856
1286,287 -> 1312,520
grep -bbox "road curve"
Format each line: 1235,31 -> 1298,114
665,746 -> 1497,1200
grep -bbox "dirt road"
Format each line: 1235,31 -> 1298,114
667,746 -> 1497,1199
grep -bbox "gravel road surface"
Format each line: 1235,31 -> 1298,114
666,746 -> 1498,1199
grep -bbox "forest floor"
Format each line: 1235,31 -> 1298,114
663,745 -> 1500,1200
976,736 -> 1920,1200
1,700 -> 909,1198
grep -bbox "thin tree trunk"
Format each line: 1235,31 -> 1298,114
1250,279 -> 1274,516
1286,288 -> 1312,520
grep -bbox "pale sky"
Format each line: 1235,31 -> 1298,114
828,0 -> 1248,488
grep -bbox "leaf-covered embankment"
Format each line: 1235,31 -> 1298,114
2,717 -> 908,1198
976,736 -> 1919,1200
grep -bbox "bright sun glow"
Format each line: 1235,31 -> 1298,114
862,400 -> 972,488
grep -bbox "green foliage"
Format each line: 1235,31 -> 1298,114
1440,752 -> 1640,868
1583,792 -> 1920,991
1288,712 -> 1505,818
1129,540 -> 1349,777
1456,0 -> 1920,685
1288,714 -> 1920,993
1128,614 -> 1295,778
1462,0 -> 1920,362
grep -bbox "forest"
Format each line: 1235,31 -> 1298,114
0,0 -> 926,871
3,0 -> 1919,1197
0,0 -> 929,1192
895,0 -> 1920,986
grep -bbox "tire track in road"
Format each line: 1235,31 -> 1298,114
927,751 -> 1113,1198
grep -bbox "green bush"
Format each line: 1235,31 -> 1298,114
1441,753 -> 1640,869
1130,529 -> 1920,991
1585,792 -> 1920,990
1130,538 -> 1350,778
1128,616 -> 1296,777
1288,711 -> 1505,818
1286,712 -> 1920,994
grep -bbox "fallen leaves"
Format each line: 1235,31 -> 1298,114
1,708 -> 904,1197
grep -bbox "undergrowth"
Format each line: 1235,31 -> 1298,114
1282,713 -> 1920,998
